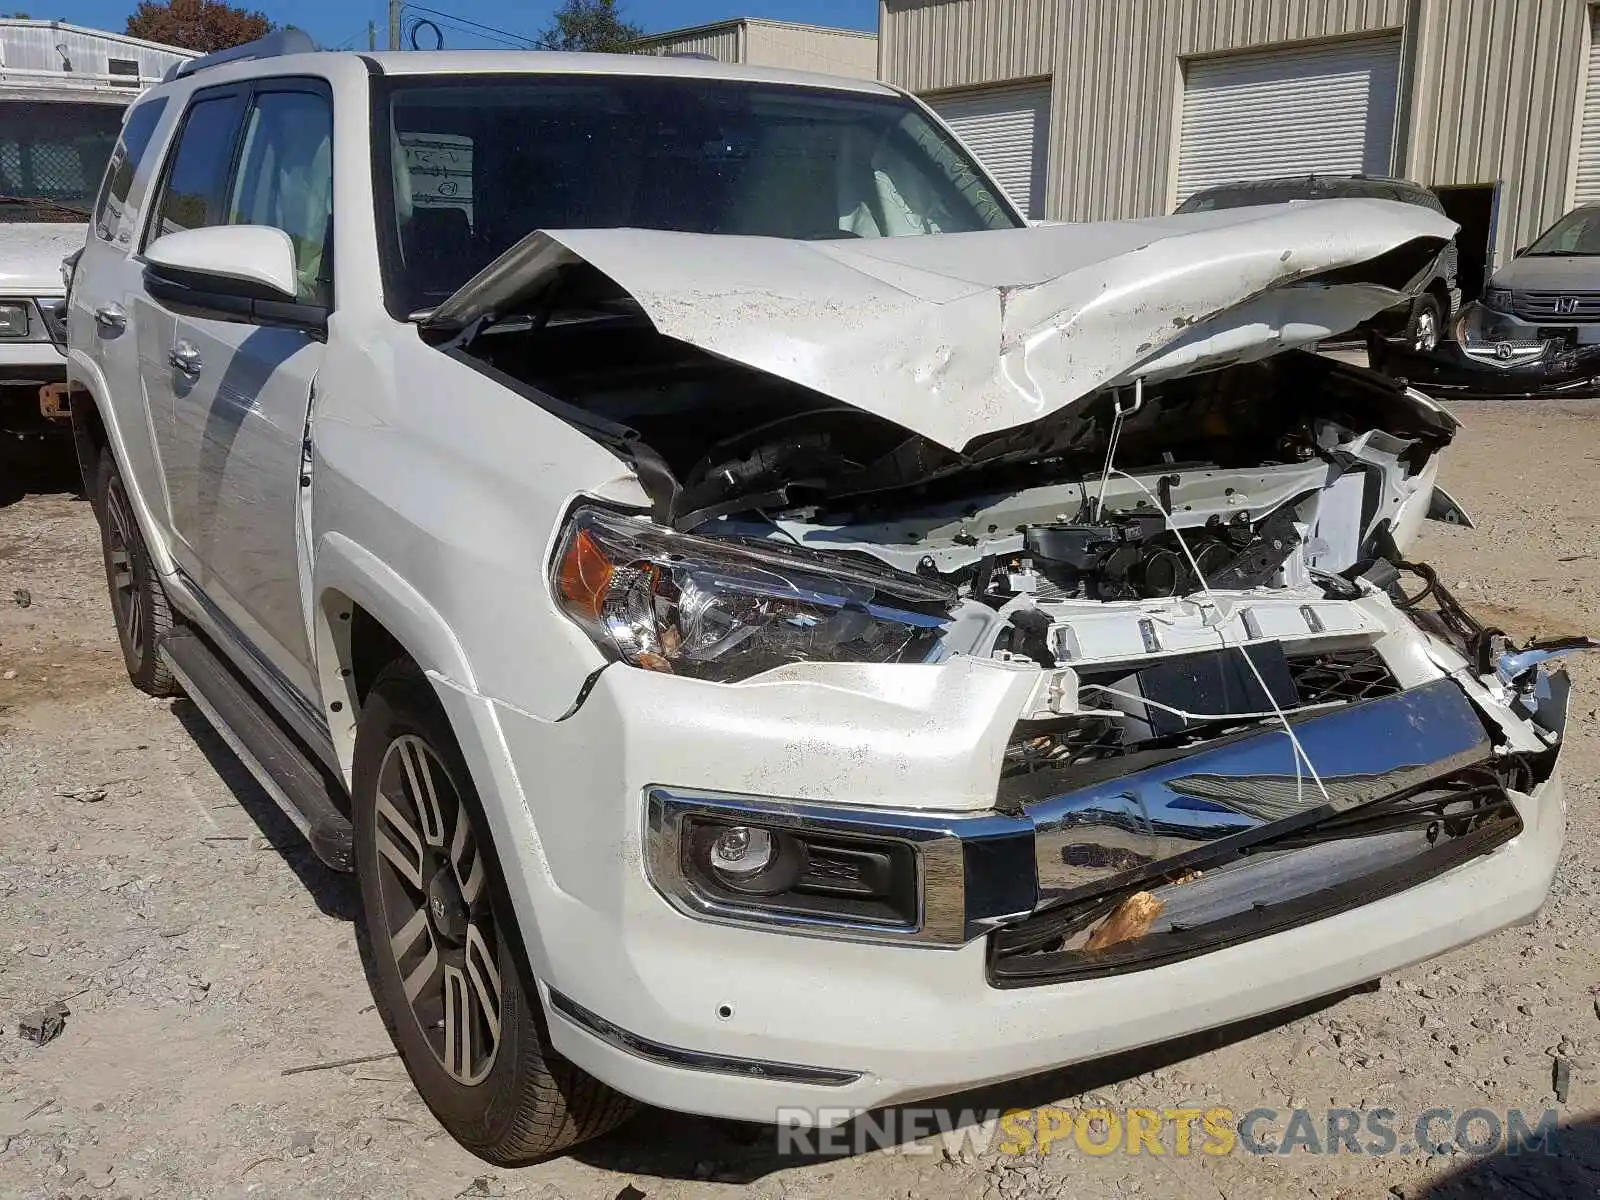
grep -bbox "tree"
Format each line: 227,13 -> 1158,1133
534,0 -> 643,53
126,0 -> 272,52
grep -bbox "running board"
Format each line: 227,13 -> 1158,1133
161,628 -> 353,871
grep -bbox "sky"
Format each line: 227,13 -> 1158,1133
40,0 -> 878,50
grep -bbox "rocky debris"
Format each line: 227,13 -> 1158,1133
288,1130 -> 316,1158
58,786 -> 107,804
1553,1057 -> 1572,1104
12,588 -> 30,607
17,1001 -> 68,1046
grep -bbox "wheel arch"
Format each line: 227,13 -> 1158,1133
318,536 -> 564,992
313,531 -> 480,781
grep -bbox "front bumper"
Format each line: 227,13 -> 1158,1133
1372,337 -> 1600,396
449,641 -> 1568,1124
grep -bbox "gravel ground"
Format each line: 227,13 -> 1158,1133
2,405 -> 1599,1200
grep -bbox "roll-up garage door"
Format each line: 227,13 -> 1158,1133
929,82 -> 1051,219
1572,9 -> 1600,205
1176,36 -> 1402,204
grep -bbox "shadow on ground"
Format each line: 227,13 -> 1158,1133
1,442 -> 82,507
172,699 -> 357,921
1419,1115 -> 1600,1198
569,987 -> 1370,1182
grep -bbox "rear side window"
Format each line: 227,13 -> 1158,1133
93,97 -> 168,243
145,90 -> 246,246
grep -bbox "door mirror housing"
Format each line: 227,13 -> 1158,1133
143,226 -> 327,335
1514,245 -> 1529,257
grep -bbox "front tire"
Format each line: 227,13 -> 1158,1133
352,661 -> 636,1164
1407,293 -> 1444,353
96,451 -> 178,697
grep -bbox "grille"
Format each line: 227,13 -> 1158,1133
1511,291 -> 1600,323
1286,648 -> 1401,706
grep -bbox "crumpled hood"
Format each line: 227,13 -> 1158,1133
429,199 -> 1454,452
1488,254 -> 1600,293
0,223 -> 86,292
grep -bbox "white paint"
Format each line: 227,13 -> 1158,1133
430,198 -> 1455,451
143,225 -> 300,299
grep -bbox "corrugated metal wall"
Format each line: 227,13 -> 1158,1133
1408,0 -> 1587,258
878,0 -> 1056,93
745,22 -> 879,78
636,24 -> 743,64
0,20 -> 191,85
1047,0 -> 1406,222
883,0 -> 1584,265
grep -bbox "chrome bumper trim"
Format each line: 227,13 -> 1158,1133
1026,678 -> 1492,905
547,990 -> 863,1086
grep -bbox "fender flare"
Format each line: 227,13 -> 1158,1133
312,530 -> 479,777
65,346 -> 179,578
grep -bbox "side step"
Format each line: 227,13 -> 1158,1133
161,628 -> 353,871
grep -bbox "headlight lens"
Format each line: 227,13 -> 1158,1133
0,302 -> 29,339
552,506 -> 956,681
1481,286 -> 1513,313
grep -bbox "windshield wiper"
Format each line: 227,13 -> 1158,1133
0,193 -> 90,218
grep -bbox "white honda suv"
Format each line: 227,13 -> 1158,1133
66,33 -> 1576,1165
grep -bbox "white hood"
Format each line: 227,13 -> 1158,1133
0,223 -> 87,293
428,199 -> 1454,452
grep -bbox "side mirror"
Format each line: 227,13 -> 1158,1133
1514,245 -> 1529,257
143,225 -> 326,336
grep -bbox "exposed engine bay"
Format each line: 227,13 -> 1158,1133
434,211 -> 1588,978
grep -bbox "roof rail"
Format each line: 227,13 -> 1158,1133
163,26 -> 317,82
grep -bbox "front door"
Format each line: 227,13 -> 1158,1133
136,80 -> 334,698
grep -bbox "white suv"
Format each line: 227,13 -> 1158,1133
67,36 -> 1574,1165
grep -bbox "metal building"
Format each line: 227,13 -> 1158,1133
881,0 -> 1593,296
635,17 -> 878,80
0,19 -> 193,89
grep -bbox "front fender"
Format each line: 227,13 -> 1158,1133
312,530 -> 480,779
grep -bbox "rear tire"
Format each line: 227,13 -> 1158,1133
96,450 -> 178,697
352,660 -> 636,1164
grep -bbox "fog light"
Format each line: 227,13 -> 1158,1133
710,826 -> 774,878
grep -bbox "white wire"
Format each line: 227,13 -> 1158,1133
1093,380 -> 1138,520
1104,466 -> 1331,806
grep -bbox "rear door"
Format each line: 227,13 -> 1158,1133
75,93 -> 176,528
135,79 -> 333,698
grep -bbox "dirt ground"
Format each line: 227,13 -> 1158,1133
2,405 -> 1599,1200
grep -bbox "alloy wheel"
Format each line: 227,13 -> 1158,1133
372,734 -> 503,1086
104,482 -> 145,660
1413,308 -> 1440,352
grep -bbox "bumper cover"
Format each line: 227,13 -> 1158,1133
1371,332 -> 1600,397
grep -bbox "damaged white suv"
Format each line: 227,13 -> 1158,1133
68,41 -> 1576,1164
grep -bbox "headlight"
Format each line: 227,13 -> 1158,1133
0,301 -> 29,339
552,506 -> 956,682
1481,286 -> 1513,313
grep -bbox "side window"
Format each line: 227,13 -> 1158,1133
225,89 -> 334,305
93,97 -> 168,243
145,91 -> 246,246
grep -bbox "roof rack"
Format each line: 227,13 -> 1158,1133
163,27 -> 317,82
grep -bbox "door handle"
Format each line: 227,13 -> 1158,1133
169,341 -> 202,376
93,303 -> 126,334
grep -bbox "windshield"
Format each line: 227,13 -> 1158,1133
1524,208 -> 1600,256
377,74 -> 1022,315
0,100 -> 125,222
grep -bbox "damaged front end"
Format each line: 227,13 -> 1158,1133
438,202 -> 1579,970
